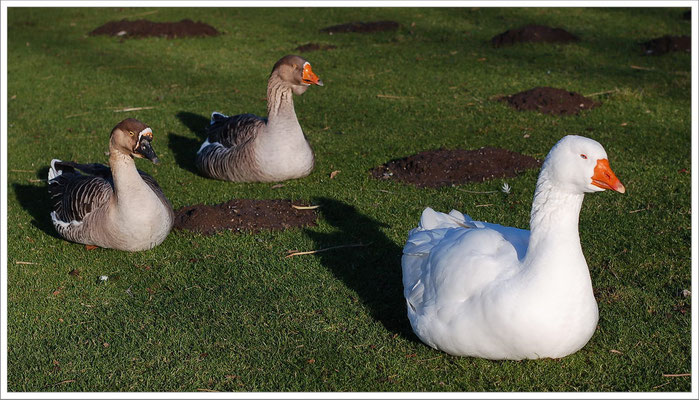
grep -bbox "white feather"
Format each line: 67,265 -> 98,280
48,159 -> 62,181
50,211 -> 82,228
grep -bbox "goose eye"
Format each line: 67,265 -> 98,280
580,154 -> 587,159
129,131 -> 135,136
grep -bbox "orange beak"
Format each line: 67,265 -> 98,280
302,63 -> 323,86
591,159 -> 625,193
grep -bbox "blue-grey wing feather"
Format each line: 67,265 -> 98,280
49,160 -> 172,223
196,112 -> 266,181
48,161 -> 113,223
207,112 -> 266,148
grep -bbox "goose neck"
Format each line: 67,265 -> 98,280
108,150 -> 144,201
266,74 -> 296,121
525,178 -> 585,267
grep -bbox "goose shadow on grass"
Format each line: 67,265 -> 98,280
305,197 -> 416,340
168,111 -> 210,175
12,167 -> 60,239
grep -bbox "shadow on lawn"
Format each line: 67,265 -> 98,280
305,197 -> 416,341
13,173 -> 60,239
168,111 -> 210,175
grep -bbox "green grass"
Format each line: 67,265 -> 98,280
4,6 -> 692,392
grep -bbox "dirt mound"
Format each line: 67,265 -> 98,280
174,199 -> 318,235
491,24 -> 579,47
370,147 -> 541,188
320,21 -> 399,34
89,19 -> 220,39
642,35 -> 691,55
295,43 -> 337,53
499,87 -> 600,116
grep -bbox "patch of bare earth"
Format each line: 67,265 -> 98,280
89,19 -> 220,39
499,87 -> 600,116
295,43 -> 337,53
491,24 -> 579,47
642,35 -> 691,55
174,199 -> 317,235
320,21 -> 399,34
370,148 -> 541,188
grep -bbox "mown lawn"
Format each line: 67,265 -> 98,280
4,6 -> 693,392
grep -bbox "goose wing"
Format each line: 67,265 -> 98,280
47,160 -> 114,225
402,208 -> 528,314
206,111 -> 266,148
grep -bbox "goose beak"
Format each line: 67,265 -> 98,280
302,63 -> 323,86
135,135 -> 160,164
591,159 -> 625,193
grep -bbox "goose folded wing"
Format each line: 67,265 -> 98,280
206,113 -> 266,148
49,174 -> 113,224
56,161 -> 113,180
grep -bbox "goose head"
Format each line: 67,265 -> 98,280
109,118 -> 160,164
271,54 -> 323,95
541,135 -> 625,194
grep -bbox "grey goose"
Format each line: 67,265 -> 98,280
196,55 -> 323,182
48,118 -> 174,251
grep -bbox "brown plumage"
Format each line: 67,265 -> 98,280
48,119 -> 174,251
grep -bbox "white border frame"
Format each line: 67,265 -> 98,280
1,1 -> 697,399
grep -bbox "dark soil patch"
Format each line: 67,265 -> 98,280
295,43 -> 337,53
89,19 -> 220,39
320,21 -> 399,34
174,199 -> 317,235
641,35 -> 691,55
499,87 -> 600,116
370,148 -> 541,188
491,24 -> 579,47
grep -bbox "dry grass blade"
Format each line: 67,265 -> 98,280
65,111 -> 91,118
630,65 -> 654,71
124,9 -> 159,18
285,242 -> 371,258
629,207 -> 649,214
662,373 -> 690,377
15,261 -> 36,265
376,94 -> 416,100
416,355 -> 442,363
585,88 -> 619,97
114,106 -> 156,113
454,188 -> 498,194
291,204 -> 320,210
43,379 -> 76,388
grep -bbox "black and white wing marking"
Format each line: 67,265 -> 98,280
205,111 -> 266,148
47,159 -> 114,226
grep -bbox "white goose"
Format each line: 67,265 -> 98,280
48,118 -> 174,251
196,55 -> 323,182
402,135 -> 625,360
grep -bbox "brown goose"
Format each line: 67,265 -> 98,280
196,55 -> 323,182
48,119 -> 174,251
